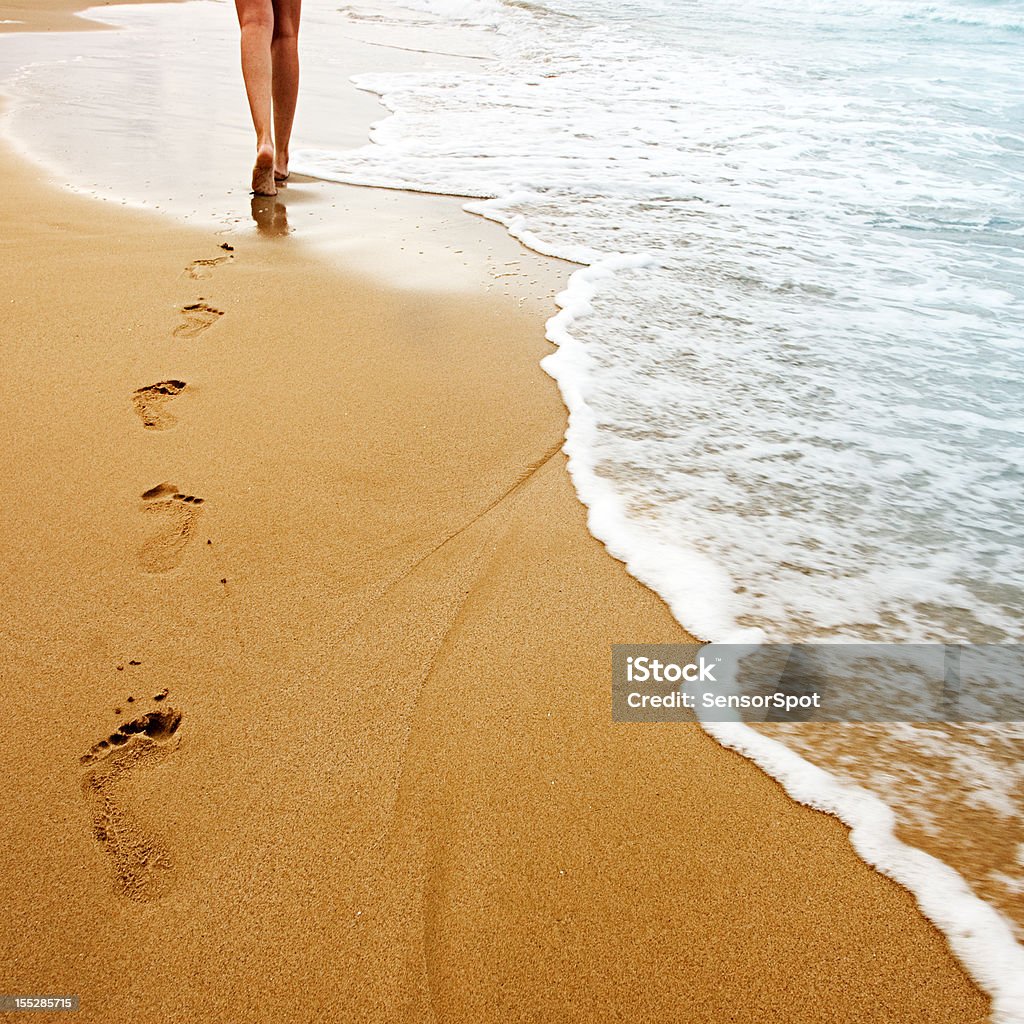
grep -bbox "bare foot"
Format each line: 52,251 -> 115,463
275,150 -> 289,182
251,144 -> 277,196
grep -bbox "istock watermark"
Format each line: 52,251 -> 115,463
611,644 -> 1024,723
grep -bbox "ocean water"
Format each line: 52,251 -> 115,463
2,0 -> 1023,1013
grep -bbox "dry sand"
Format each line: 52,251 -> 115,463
0,3 -> 993,1021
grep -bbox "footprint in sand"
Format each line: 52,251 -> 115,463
80,703 -> 183,902
131,380 -> 187,430
138,483 -> 204,573
185,255 -> 231,280
173,301 -> 223,339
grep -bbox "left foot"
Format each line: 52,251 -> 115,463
252,144 -> 277,196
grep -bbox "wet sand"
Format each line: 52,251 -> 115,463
0,0 -> 184,33
0,3 -> 993,1021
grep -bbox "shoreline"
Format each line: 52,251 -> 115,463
0,3 -> 996,1021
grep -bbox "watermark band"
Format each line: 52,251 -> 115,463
611,644 -> 1024,723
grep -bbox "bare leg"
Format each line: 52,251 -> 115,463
235,0 -> 277,196
271,0 -> 301,180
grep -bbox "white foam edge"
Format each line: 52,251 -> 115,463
534,253 -> 763,643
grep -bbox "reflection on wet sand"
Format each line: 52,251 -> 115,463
251,194 -> 290,236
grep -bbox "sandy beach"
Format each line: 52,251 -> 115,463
0,2 -> 996,1020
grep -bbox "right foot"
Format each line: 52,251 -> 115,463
274,150 -> 289,182
252,144 -> 277,196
